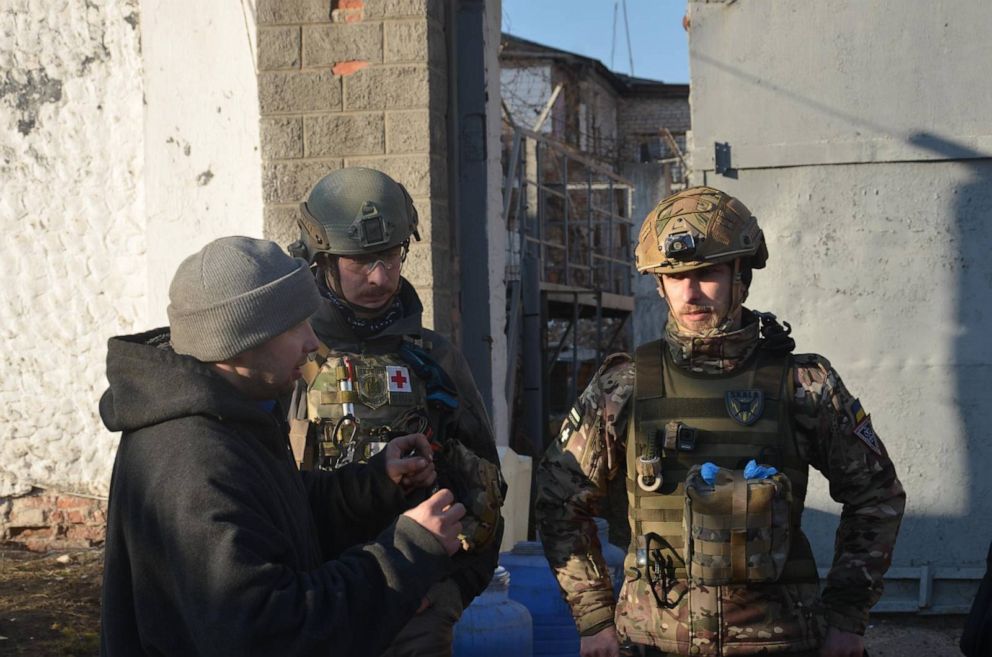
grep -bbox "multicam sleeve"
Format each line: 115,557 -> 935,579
535,354 -> 634,636
791,354 -> 907,635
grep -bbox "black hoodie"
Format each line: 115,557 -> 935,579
99,328 -> 449,657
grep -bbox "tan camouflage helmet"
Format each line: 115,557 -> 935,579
635,186 -> 768,275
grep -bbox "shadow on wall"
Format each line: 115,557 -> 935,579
909,130 -> 992,565
693,47 -> 992,580
801,132 -> 992,611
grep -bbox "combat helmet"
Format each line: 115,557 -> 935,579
291,167 -> 421,262
635,186 -> 767,275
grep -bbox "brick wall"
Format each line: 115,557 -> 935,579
617,95 -> 690,163
256,0 -> 455,336
1,490 -> 107,552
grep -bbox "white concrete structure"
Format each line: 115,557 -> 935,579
688,0 -> 992,611
0,0 -> 262,497
485,0 -> 510,448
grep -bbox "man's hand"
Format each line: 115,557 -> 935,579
384,433 -> 436,493
580,625 -> 619,657
402,488 -> 466,556
819,626 -> 864,657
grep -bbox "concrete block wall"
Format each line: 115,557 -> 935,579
256,0 -> 455,336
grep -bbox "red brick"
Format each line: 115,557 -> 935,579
66,525 -> 106,543
56,495 -> 89,509
66,510 -> 85,524
24,538 -> 51,552
332,60 -> 370,76
337,0 -> 364,8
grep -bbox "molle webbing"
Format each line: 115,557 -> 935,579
626,338 -> 815,582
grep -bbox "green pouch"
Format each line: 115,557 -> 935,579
683,464 -> 792,585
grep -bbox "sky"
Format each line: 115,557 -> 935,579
501,0 -> 690,84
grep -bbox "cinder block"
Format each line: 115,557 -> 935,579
258,26 -> 301,70
264,205 -> 303,247
303,22 -> 382,67
384,19 -> 433,63
409,197 -> 447,240
257,0 -> 331,25
402,240 -> 442,284
427,152 -> 448,197
305,112 -> 384,156
417,286 -> 455,338
263,159 -> 343,203
261,117 -> 305,159
366,0 -> 443,22
343,154 -> 431,196
385,109 -> 430,153
259,71 -> 342,114
343,64 -> 430,111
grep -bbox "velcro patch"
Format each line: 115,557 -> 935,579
853,415 -> 881,455
849,398 -> 868,426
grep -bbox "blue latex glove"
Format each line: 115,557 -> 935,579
700,462 -> 720,485
743,459 -> 778,480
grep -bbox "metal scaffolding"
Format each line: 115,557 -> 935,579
503,126 -> 636,457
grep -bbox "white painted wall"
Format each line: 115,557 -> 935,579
0,0 -> 145,497
486,0 -> 510,447
0,0 -> 262,497
141,0 -> 263,326
688,0 -> 992,578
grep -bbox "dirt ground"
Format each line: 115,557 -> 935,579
0,546 -> 970,656
0,548 -> 102,656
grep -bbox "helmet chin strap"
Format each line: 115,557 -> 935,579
727,258 -> 748,327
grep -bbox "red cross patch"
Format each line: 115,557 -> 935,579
386,366 -> 412,393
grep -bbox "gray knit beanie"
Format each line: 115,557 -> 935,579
167,236 -> 320,362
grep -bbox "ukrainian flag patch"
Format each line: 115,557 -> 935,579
850,399 -> 867,425
849,399 -> 881,455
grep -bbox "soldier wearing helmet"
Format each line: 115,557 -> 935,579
535,187 -> 905,657
287,167 -> 505,657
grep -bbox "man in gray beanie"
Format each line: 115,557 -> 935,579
100,236 -> 467,657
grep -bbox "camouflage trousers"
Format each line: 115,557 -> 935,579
379,580 -> 464,657
627,648 -> 824,657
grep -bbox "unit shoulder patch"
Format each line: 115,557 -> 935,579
853,416 -> 881,455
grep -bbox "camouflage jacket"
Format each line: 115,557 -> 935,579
535,311 -> 906,641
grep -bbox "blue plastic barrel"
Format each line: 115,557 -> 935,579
453,566 -> 533,657
500,541 -> 578,657
501,521 -> 626,657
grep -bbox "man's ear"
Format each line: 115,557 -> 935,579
655,274 -> 667,299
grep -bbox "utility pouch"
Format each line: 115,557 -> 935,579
683,464 -> 792,585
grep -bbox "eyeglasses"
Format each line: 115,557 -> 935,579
337,245 -> 407,275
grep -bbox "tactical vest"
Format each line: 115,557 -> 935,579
297,343 -> 431,470
616,339 -> 822,656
